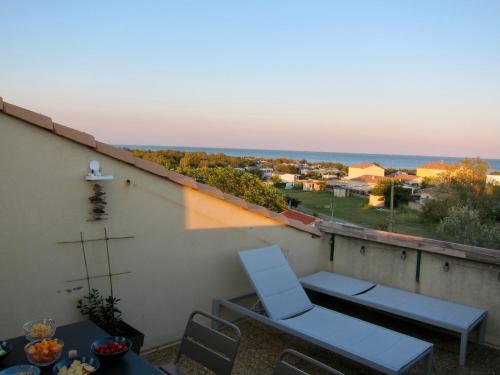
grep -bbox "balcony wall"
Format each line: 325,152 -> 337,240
321,223 -> 500,346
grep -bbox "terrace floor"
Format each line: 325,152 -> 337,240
145,295 -> 500,374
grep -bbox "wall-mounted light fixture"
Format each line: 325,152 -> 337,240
360,246 -> 366,255
85,160 -> 114,181
401,250 -> 407,260
443,262 -> 450,272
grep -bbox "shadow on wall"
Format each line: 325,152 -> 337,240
54,172 -> 324,350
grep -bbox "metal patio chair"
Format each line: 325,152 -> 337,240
273,349 -> 344,375
158,310 -> 241,375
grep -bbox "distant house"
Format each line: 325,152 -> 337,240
281,209 -> 320,226
259,168 -> 274,178
391,173 -> 422,185
348,163 -> 384,179
332,187 -> 349,198
344,175 -> 385,194
389,173 -> 422,193
418,187 -> 451,202
300,167 -> 312,175
318,168 -> 340,179
486,174 -> 500,185
273,172 -> 300,186
416,161 -> 453,178
302,179 -> 327,191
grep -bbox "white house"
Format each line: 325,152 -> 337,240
259,168 -> 274,178
273,172 -> 300,186
487,174 -> 500,185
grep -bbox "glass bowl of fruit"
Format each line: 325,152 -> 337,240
25,338 -> 64,366
91,336 -> 131,360
53,356 -> 99,375
23,319 -> 56,341
0,340 -> 13,363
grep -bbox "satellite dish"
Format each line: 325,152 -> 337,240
89,160 -> 100,173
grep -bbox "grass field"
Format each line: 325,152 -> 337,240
282,190 -> 438,239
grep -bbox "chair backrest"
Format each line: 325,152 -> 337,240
238,245 -> 313,320
177,310 -> 241,375
273,349 -> 344,375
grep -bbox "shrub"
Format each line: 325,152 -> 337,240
420,199 -> 450,223
437,206 -> 500,249
179,167 -> 288,212
285,196 -> 301,208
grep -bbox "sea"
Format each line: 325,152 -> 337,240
122,145 -> 500,171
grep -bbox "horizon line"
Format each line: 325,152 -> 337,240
119,144 -> 500,162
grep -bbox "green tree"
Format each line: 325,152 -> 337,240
372,179 -> 412,208
275,164 -> 299,174
179,167 -> 287,212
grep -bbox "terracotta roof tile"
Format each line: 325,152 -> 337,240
269,212 -> 290,224
350,175 -> 385,184
282,210 -> 319,225
95,141 -> 135,164
134,157 -> 170,177
247,203 -> 272,217
223,194 -> 249,209
0,98 -> 320,237
196,183 -> 226,199
53,123 -> 96,148
164,171 -> 199,189
3,102 -> 53,130
392,173 -> 421,181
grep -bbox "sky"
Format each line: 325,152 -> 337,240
1,1 -> 500,158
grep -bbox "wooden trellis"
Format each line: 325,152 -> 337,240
57,228 -> 134,296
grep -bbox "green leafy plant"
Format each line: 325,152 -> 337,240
437,206 -> 500,249
77,289 -> 123,334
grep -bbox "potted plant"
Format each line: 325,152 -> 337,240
77,289 -> 144,354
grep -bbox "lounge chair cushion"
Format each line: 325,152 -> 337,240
280,306 -> 432,372
239,245 -> 314,320
301,271 -> 375,296
301,271 -> 486,332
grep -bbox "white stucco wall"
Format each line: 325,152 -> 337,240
0,113 -> 327,349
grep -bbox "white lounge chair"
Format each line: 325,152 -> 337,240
213,245 -> 433,375
301,271 -> 487,366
